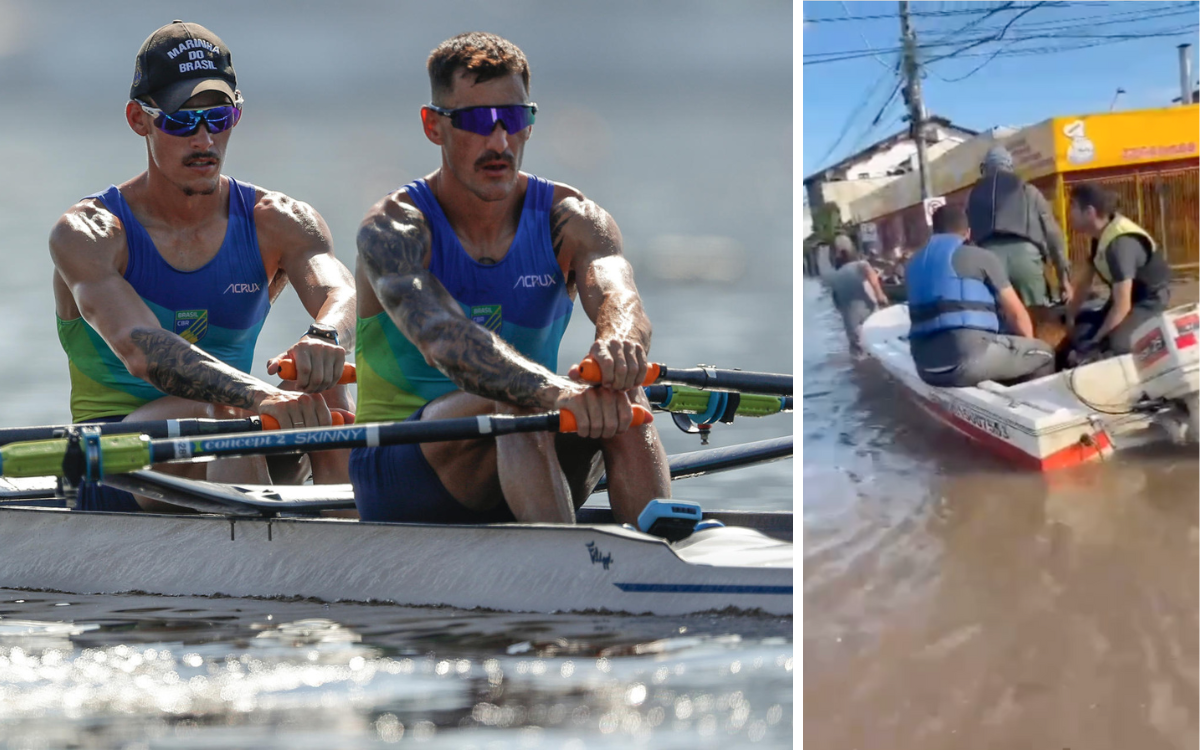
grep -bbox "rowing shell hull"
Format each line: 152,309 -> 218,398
0,507 -> 793,616
862,304 -> 1168,470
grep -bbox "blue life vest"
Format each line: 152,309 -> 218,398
906,234 -> 1000,338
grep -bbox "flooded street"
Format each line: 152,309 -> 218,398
802,278 -> 1198,749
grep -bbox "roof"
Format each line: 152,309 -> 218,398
803,116 -> 979,185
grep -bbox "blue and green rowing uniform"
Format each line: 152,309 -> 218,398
58,179 -> 270,511
350,174 -> 574,523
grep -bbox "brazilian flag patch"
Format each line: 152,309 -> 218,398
470,304 -> 502,332
174,309 -> 209,344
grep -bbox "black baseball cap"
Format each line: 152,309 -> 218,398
130,20 -> 237,114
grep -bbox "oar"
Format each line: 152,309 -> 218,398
592,435 -> 792,493
277,359 -> 356,384
0,417 -> 264,447
643,384 -> 793,417
0,406 -> 652,480
579,358 -> 792,396
0,436 -> 791,509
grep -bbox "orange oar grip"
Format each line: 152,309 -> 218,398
578,358 -> 661,386
260,410 -> 348,431
558,404 -> 653,433
277,358 -> 357,385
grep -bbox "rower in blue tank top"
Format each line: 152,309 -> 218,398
352,31 -> 671,526
50,19 -> 358,513
356,175 -> 573,422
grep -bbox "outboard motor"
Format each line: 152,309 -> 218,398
1130,304 -> 1200,443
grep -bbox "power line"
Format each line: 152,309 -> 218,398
840,0 -> 896,71
803,1 -> 1107,23
805,2 -> 1199,66
803,23 -> 1198,66
925,2 -> 1050,65
811,66 -> 897,171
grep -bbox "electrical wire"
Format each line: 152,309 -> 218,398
840,0 -> 897,71
812,68 -> 901,172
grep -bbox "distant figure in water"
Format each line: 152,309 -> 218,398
829,241 -> 888,358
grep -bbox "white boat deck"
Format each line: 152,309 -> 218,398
863,305 -> 1147,435
860,305 -> 1172,467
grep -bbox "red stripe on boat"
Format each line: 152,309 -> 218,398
917,393 -> 1111,471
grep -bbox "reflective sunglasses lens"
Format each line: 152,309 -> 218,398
497,106 -> 534,133
154,106 -> 241,136
203,106 -> 241,134
156,111 -> 202,136
452,106 -> 534,135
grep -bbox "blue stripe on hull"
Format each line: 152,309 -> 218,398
614,583 -> 792,595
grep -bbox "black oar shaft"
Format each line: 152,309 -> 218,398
656,366 -> 792,396
0,417 -> 261,447
147,413 -> 563,465
593,435 -> 792,492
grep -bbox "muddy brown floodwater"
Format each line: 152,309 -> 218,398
802,277 -> 1198,750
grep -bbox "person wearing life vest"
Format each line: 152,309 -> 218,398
905,204 -> 1056,388
1065,182 -> 1172,357
966,146 -> 1072,306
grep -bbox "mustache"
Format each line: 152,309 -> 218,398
183,151 -> 220,166
474,151 -> 515,169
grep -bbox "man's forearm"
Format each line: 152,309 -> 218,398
1034,189 -> 1070,279
1094,301 -> 1130,342
422,317 -> 564,409
1046,240 -> 1070,282
592,291 -> 652,351
376,277 -> 564,410
129,328 -> 271,409
312,289 -> 357,347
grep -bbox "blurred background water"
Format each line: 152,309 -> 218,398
0,1 -> 794,747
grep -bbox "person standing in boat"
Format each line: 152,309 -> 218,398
905,205 -> 1055,388
351,32 -> 670,526
1064,183 -> 1171,357
828,243 -> 888,357
49,21 -> 357,512
966,146 -> 1072,307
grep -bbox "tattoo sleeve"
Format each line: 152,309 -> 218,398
357,204 -> 561,408
129,328 -> 263,409
550,201 -> 572,259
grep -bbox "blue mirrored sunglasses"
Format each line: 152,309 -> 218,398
427,103 -> 537,136
136,93 -> 244,137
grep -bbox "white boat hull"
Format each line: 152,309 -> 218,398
862,304 -> 1193,470
0,506 -> 793,616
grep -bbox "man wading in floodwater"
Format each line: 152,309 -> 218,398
828,240 -> 889,358
351,32 -> 671,525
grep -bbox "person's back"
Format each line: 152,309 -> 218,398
966,146 -> 1070,307
829,247 -> 885,356
829,259 -> 872,309
906,205 -> 1055,388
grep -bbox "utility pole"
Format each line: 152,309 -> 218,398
899,0 -> 933,200
1178,43 -> 1193,106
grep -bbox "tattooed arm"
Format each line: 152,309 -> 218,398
49,200 -> 330,428
357,192 -> 635,438
551,186 -> 652,391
